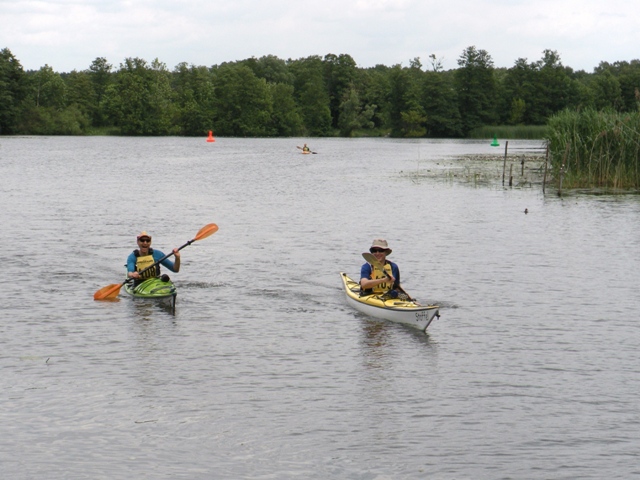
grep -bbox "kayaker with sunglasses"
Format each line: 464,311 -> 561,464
126,231 -> 180,285
360,239 -> 400,296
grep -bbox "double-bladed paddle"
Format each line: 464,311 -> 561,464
93,223 -> 219,300
361,252 -> 417,302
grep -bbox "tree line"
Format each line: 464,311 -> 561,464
1,46 -> 640,137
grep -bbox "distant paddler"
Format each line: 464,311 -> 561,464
297,143 -> 316,154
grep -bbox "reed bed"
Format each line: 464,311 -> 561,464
546,109 -> 640,190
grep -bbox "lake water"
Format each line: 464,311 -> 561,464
1,136 -> 640,479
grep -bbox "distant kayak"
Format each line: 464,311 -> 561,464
340,272 -> 439,332
297,145 -> 316,154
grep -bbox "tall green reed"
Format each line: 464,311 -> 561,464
546,109 -> 640,189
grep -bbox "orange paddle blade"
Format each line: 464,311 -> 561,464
94,282 -> 124,301
194,223 -> 218,241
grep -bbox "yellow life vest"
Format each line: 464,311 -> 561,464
136,254 -> 158,280
370,262 -> 393,294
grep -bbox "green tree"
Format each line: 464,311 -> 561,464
324,53 -> 358,129
102,57 -> 177,135
338,85 -> 375,136
242,55 -> 294,85
212,63 -> 274,136
290,56 -> 332,136
359,65 -> 391,131
32,65 -> 67,109
600,60 -> 640,112
455,46 -> 498,134
19,104 -> 90,135
65,70 -> 96,120
590,68 -> 622,110
147,59 -> 178,134
239,55 -> 305,135
0,48 -> 28,134
387,63 -> 425,137
172,62 -> 215,135
88,57 -> 113,126
421,69 -> 462,137
269,82 -> 304,136
509,98 -> 526,124
533,50 -> 581,121
18,65 -> 92,135
500,58 -> 537,124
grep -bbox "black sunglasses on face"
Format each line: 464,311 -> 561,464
370,248 -> 387,253
138,238 -> 151,243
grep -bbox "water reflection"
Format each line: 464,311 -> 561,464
359,319 -> 391,370
358,315 -> 437,369
128,298 -> 178,320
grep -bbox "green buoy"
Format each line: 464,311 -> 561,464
491,135 -> 500,147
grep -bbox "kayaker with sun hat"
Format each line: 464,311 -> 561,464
360,238 -> 400,295
126,231 -> 180,285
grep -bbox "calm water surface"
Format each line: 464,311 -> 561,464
1,136 -> 640,479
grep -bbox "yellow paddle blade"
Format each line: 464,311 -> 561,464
362,252 -> 384,270
194,223 -> 218,241
362,252 -> 415,301
94,282 -> 124,301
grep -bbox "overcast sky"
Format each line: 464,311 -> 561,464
2,0 -> 639,73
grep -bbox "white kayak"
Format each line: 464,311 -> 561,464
340,272 -> 440,332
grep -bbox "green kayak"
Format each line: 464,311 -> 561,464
124,276 -> 177,313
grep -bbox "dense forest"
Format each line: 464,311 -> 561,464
1,46 -> 640,137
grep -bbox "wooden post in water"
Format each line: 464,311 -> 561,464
509,163 -> 513,187
521,156 -> 525,176
558,143 -> 570,197
543,144 -> 549,194
502,141 -> 509,186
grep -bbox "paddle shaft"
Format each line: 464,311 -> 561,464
131,222 -> 217,279
96,242 -> 189,300
109,240 -> 189,294
134,239 -> 190,278
361,252 -> 415,301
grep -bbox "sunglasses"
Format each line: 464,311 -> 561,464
370,248 -> 387,253
138,238 -> 151,243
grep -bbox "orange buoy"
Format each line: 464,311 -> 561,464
206,130 -> 215,143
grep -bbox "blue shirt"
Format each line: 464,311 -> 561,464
126,249 -> 177,274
